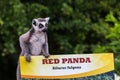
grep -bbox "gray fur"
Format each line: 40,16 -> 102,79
16,17 -> 50,80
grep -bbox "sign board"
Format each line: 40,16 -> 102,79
20,53 -> 114,79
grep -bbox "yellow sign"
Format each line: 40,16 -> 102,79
20,53 -> 114,79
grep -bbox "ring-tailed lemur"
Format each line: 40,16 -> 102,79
16,17 -> 50,80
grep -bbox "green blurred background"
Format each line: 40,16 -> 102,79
0,0 -> 120,80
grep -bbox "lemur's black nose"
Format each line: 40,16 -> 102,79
42,28 -> 47,32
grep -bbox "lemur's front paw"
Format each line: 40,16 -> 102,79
25,54 -> 31,62
44,53 -> 50,58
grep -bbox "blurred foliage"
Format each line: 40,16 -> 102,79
0,0 -> 120,80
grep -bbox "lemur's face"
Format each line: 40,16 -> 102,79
32,17 -> 50,32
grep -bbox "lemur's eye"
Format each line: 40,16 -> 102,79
45,23 -> 48,27
39,24 -> 44,28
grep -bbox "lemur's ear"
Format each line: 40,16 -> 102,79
45,17 -> 50,22
32,19 -> 38,26
32,20 -> 36,26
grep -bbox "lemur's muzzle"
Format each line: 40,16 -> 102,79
42,28 -> 47,32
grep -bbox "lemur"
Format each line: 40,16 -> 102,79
16,17 -> 50,80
